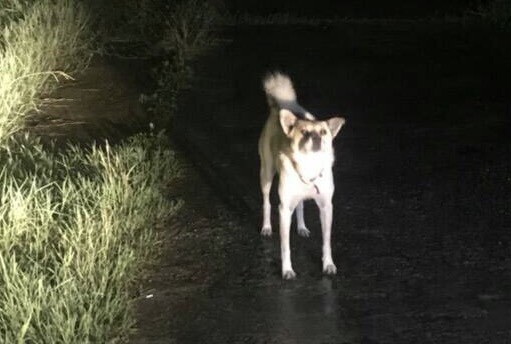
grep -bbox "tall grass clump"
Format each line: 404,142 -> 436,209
0,0 -> 30,29
0,0 -> 93,143
146,0 -> 218,127
0,133 -> 181,343
163,0 -> 218,64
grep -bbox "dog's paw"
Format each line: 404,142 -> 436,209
282,269 -> 297,280
260,227 -> 272,237
323,263 -> 337,275
297,226 -> 310,238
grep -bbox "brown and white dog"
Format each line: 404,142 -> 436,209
258,72 -> 345,279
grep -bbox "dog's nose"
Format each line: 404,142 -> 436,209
311,132 -> 321,151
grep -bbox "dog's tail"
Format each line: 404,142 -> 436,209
263,72 -> 296,111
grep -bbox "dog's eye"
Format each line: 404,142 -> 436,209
320,129 -> 327,136
301,129 -> 309,136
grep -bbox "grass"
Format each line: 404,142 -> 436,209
0,0 -> 92,143
0,0 -> 211,342
161,0 -> 218,62
0,133 -> 181,343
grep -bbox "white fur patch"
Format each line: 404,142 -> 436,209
263,72 -> 296,102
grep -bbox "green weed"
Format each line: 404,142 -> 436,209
0,133 -> 181,343
0,0 -> 92,143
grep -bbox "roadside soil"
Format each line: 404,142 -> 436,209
26,56 -> 151,145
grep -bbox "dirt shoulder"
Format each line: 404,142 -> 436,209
26,57 -> 151,145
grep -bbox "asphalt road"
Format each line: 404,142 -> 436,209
165,22 -> 511,343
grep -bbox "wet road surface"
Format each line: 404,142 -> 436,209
136,23 -> 511,343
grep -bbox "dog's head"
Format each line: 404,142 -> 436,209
279,109 -> 345,153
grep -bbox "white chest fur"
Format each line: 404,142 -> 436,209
291,151 -> 333,181
278,151 -> 335,201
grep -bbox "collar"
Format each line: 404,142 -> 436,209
290,158 -> 323,194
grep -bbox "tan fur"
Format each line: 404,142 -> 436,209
258,72 -> 345,279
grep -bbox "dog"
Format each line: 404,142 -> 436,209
258,72 -> 345,279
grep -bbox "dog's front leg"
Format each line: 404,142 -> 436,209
318,200 -> 337,275
279,202 -> 296,279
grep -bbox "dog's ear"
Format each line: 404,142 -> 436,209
279,109 -> 297,136
327,117 -> 345,138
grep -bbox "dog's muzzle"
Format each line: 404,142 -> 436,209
299,131 -> 322,152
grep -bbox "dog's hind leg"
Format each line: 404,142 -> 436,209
295,201 -> 310,237
259,158 -> 275,236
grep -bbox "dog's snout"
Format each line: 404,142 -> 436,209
311,132 -> 321,151
299,130 -> 322,151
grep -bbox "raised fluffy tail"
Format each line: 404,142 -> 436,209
262,72 -> 313,118
263,72 -> 296,110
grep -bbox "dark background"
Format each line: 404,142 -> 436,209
222,0 -> 482,18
